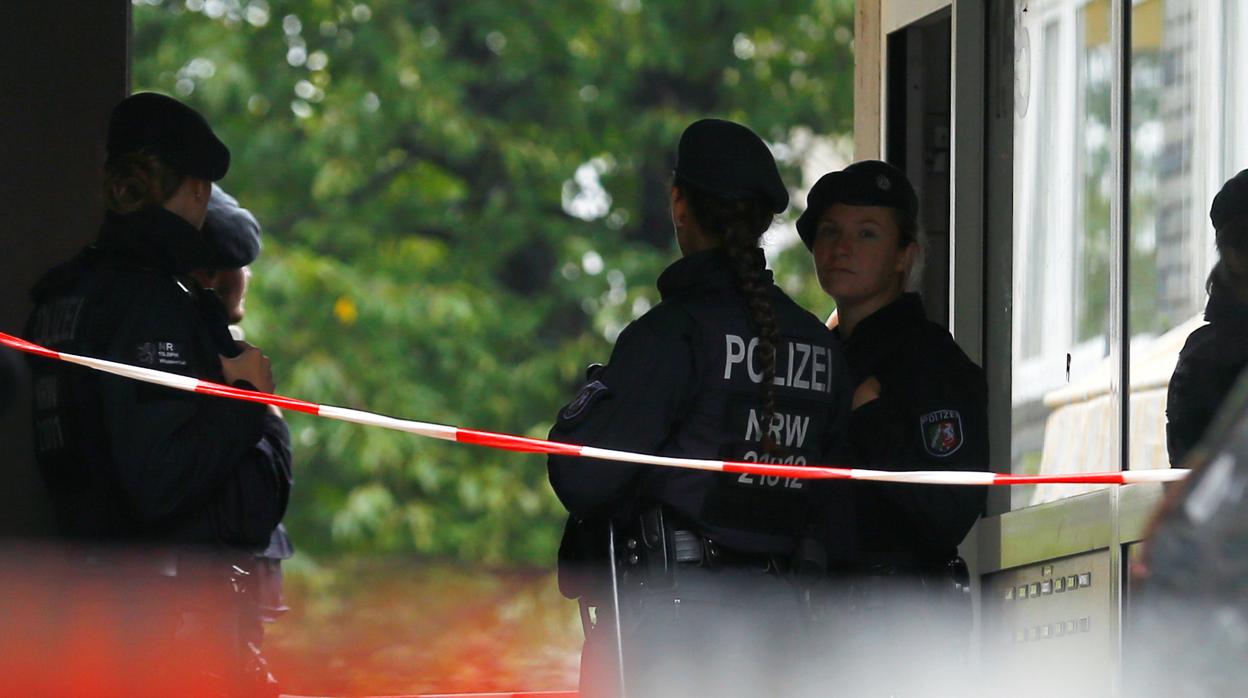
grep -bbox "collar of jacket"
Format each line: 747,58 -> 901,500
1204,275 -> 1248,329
95,207 -> 215,276
655,247 -> 772,300
838,292 -> 926,372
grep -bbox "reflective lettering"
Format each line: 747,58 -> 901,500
811,346 -> 826,392
785,413 -> 810,448
744,409 -> 811,448
31,298 -> 83,346
746,337 -> 763,382
736,451 -> 807,489
724,335 -> 746,379
745,409 -> 764,442
792,344 -> 811,390
723,335 -> 831,395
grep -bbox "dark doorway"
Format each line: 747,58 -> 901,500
886,8 -> 952,328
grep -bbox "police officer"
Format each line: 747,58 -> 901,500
548,118 -> 856,698
192,185 -> 261,328
1167,169 -> 1248,466
797,160 -> 988,693
190,184 -> 293,694
25,92 -> 291,696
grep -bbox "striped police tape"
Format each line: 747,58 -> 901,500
0,331 -> 1188,487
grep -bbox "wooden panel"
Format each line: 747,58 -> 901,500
854,0 -> 883,160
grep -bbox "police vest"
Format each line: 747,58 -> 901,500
638,285 -> 851,557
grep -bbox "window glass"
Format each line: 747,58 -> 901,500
1129,0 -> 1246,473
1012,0 -> 1248,507
1012,0 -> 1116,508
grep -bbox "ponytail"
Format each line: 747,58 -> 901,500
675,176 -> 783,455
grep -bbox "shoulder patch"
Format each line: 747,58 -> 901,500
135,340 -> 189,369
560,380 -> 609,422
919,409 -> 963,457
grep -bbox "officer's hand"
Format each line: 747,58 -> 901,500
852,375 -> 881,409
220,342 -> 275,394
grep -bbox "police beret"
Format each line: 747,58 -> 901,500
796,160 -> 918,249
106,92 -> 230,182
201,185 -> 261,268
673,118 -> 789,214
1211,168 -> 1248,231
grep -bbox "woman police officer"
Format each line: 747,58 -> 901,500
25,92 -> 291,696
548,119 -> 856,698
798,160 -> 987,576
798,160 -> 988,693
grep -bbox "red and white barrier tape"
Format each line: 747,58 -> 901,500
0,331 -> 1188,487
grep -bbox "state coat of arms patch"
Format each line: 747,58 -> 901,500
919,409 -> 964,457
560,380 -> 608,422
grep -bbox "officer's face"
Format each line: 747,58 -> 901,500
811,204 -> 915,306
192,266 -> 251,324
216,266 -> 251,324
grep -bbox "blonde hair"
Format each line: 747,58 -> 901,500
892,209 -> 926,292
102,150 -> 182,214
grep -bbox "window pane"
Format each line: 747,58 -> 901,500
1011,0 -> 1116,508
1130,0 -> 1246,471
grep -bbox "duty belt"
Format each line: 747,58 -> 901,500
617,509 -> 791,590
671,529 -> 778,568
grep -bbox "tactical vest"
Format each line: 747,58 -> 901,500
638,285 -> 850,557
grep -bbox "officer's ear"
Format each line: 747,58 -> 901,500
670,185 -> 688,226
895,241 -> 919,275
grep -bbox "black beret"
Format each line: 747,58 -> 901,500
796,160 -> 918,249
1211,169 -> 1248,232
106,92 -> 230,181
201,185 -> 261,268
673,118 -> 788,214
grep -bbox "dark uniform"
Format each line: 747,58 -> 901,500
548,119 -> 856,698
1166,169 -> 1248,466
549,250 -> 855,698
24,93 -> 291,696
797,162 -> 987,696
26,206 -> 292,548
201,183 -> 294,691
835,293 -> 988,571
550,249 -> 854,545
1166,280 -> 1248,466
199,184 -> 296,613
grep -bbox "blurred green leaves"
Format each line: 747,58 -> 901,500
132,0 -> 853,565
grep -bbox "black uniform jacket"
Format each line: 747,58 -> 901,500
548,249 -> 855,559
1167,278 -> 1248,466
836,293 -> 988,570
25,207 -> 292,550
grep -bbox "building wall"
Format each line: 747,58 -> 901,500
0,2 -> 130,536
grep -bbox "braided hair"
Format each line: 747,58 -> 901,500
675,175 -> 783,455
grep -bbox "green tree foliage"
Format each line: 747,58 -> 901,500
131,0 -> 854,565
